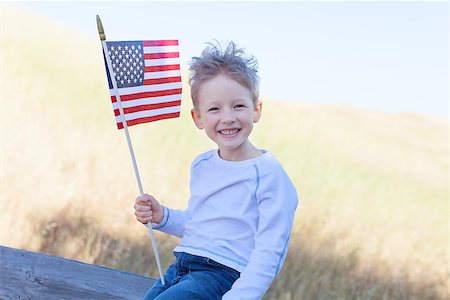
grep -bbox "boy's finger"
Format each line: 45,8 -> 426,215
134,204 -> 151,212
140,217 -> 152,224
135,210 -> 152,218
136,215 -> 150,224
141,194 -> 154,202
136,197 -> 151,206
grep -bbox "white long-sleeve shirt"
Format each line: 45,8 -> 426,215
153,149 -> 298,299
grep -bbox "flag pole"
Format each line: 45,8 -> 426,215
96,15 -> 165,285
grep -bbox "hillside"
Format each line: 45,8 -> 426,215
1,3 -> 448,299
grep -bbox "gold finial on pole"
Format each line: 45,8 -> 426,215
96,15 -> 106,41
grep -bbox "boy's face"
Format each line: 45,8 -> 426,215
191,74 -> 262,160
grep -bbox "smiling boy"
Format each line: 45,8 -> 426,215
191,73 -> 262,161
135,41 -> 298,299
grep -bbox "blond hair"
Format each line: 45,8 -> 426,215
189,41 -> 260,107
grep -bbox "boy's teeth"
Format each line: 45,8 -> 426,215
221,129 -> 238,135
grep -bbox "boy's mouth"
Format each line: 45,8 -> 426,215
218,128 -> 240,137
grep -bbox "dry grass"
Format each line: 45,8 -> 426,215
1,3 -> 448,299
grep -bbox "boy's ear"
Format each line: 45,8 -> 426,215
191,109 -> 205,129
253,101 -> 262,123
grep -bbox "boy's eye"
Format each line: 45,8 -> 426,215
234,104 -> 246,109
208,107 -> 219,112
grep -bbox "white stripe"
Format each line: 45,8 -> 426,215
143,46 -> 179,54
144,58 -> 180,66
110,82 -> 182,96
112,94 -> 182,110
116,106 -> 181,122
144,70 -> 181,79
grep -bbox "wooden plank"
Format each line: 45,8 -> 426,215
0,245 -> 156,299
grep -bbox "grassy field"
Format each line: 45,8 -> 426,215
1,4 -> 448,299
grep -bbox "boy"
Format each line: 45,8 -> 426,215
134,41 -> 298,299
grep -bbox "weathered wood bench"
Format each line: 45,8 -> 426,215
0,245 -> 156,299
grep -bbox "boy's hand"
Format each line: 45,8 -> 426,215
134,194 -> 164,225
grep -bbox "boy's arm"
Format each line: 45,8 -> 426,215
149,206 -> 190,238
222,170 -> 298,300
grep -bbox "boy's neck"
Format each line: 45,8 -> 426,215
218,142 -> 262,161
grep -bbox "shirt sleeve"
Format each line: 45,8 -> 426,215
222,167 -> 298,300
146,206 -> 190,238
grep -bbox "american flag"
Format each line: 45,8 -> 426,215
104,40 -> 182,129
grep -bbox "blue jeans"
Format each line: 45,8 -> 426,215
143,252 -> 240,300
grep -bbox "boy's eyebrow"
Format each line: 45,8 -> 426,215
200,97 -> 251,107
232,98 -> 249,102
204,101 -> 220,107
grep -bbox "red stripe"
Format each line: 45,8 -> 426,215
143,40 -> 179,47
117,112 -> 181,129
144,52 -> 179,59
114,100 -> 181,116
145,64 -> 180,72
111,88 -> 182,102
144,76 -> 181,85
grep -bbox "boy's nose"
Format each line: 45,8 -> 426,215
221,110 -> 236,124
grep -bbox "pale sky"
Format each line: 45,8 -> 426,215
14,1 -> 449,118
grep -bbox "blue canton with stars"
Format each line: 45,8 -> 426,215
104,41 -> 145,89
